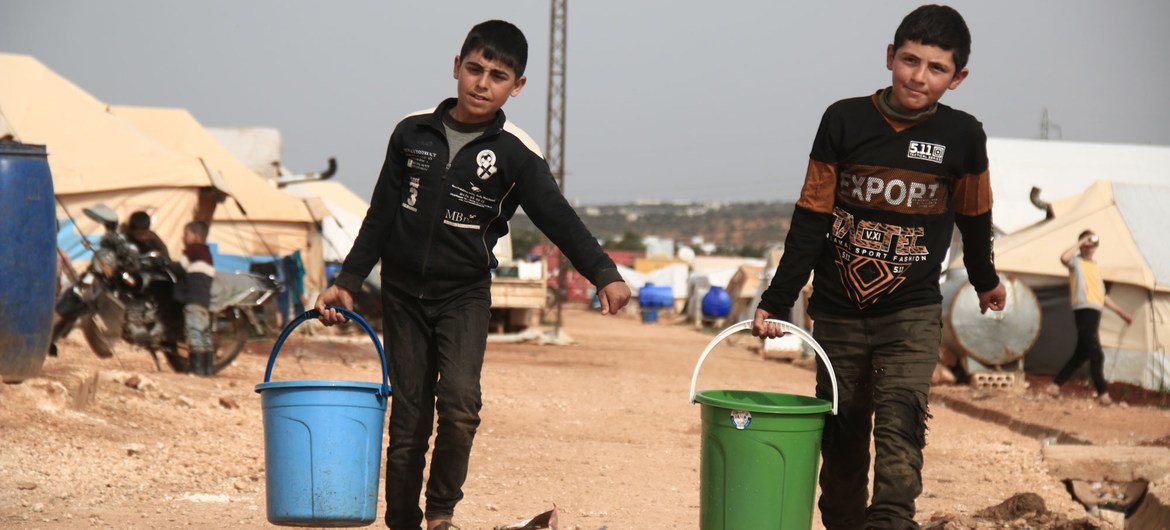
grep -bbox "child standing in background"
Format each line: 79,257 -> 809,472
178,221 -> 215,376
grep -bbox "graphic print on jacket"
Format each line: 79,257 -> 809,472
778,91 -> 995,316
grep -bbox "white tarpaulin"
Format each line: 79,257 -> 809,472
987,138 -> 1170,233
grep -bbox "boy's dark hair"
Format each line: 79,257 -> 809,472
894,4 -> 972,72
460,20 -> 528,77
185,221 -> 209,242
1078,229 -> 1096,240
128,211 -> 151,231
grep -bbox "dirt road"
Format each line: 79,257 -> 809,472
2,307 -> 1167,529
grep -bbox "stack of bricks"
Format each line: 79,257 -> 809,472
970,371 -> 1022,389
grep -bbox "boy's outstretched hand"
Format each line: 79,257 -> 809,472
977,282 -> 1007,314
752,307 -> 790,339
598,281 -> 631,315
314,285 -> 355,326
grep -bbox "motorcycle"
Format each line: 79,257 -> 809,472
51,205 -> 277,374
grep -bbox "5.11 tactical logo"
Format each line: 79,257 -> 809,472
907,141 -> 945,163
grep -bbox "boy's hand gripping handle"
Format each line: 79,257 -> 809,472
689,319 -> 838,415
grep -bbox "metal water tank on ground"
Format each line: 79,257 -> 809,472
941,273 -> 1041,377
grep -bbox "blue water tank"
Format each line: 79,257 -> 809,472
701,286 -> 733,318
638,284 -> 672,309
0,142 -> 56,382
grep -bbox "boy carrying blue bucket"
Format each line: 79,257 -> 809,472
753,5 -> 1007,528
315,19 -> 631,530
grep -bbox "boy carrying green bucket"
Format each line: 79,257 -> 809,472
315,19 -> 631,530
753,5 -> 1007,528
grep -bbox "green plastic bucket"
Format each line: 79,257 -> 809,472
689,320 -> 839,530
256,307 -> 391,527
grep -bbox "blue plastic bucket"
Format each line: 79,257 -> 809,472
255,307 -> 392,527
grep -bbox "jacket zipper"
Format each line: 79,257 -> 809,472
416,124 -> 500,298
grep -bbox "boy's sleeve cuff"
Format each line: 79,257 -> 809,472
756,299 -> 793,323
333,271 -> 365,294
593,268 -> 624,290
971,273 -> 1001,294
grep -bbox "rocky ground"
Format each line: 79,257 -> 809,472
2,306 -> 1168,529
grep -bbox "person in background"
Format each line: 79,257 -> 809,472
122,210 -> 169,259
1046,230 -> 1133,405
752,5 -> 1006,528
314,20 -> 630,530
176,221 -> 215,376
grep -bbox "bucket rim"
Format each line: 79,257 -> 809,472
255,379 -> 388,393
694,389 -> 832,415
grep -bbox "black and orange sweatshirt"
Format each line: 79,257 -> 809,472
758,89 -> 999,319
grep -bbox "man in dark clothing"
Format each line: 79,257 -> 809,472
122,210 -> 169,259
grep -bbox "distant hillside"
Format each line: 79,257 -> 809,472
509,201 -> 795,258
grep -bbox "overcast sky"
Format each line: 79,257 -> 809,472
3,1 -> 1168,204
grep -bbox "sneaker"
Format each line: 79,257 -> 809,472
1045,383 -> 1060,397
1097,393 -> 1113,406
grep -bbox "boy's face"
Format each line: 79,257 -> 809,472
885,40 -> 968,113
183,228 -> 199,246
1081,241 -> 1098,260
451,49 -> 526,124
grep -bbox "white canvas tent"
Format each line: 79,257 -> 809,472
110,106 -> 324,294
969,180 -> 1170,391
987,138 -> 1170,233
0,53 -> 223,252
284,180 -> 370,263
207,127 -> 282,180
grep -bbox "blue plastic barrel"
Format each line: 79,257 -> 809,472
701,287 -> 733,318
255,307 -> 391,527
638,284 -> 673,309
0,142 -> 56,383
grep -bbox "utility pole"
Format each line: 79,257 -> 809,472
546,0 -> 569,337
1039,108 -> 1062,140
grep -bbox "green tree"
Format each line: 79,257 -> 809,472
509,226 -> 543,261
605,230 -> 646,252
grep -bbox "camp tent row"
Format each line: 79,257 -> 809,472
973,180 -> 1170,392
109,105 -> 324,295
972,138 -> 1170,392
0,52 -> 220,255
0,52 -> 327,296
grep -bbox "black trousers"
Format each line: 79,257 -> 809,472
1053,308 -> 1108,394
811,304 -> 941,530
380,285 -> 492,530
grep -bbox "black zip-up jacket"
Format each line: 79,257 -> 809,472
334,99 -> 622,299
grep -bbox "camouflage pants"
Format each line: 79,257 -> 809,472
811,304 -> 941,530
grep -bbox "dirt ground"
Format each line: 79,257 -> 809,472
2,306 -> 1168,529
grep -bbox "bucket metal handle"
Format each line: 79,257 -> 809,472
688,319 -> 838,415
261,306 -> 391,398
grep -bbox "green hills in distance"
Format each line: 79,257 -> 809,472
510,200 -> 795,258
